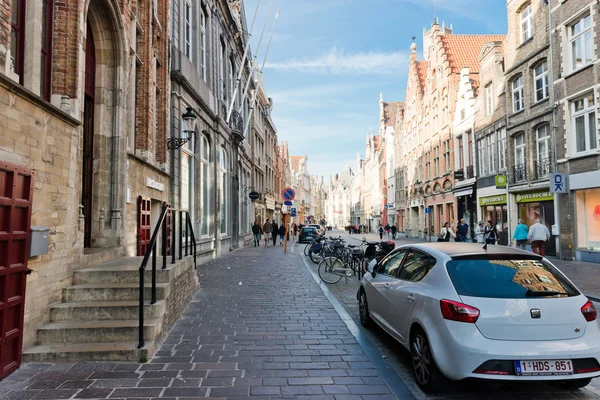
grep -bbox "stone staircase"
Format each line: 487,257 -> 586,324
23,256 -> 198,362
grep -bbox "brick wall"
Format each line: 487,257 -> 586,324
52,0 -> 81,98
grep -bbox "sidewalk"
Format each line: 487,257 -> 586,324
334,231 -> 600,300
0,244 -> 408,400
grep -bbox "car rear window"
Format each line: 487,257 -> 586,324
303,228 -> 316,233
446,259 -> 580,299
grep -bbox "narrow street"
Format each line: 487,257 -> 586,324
2,237 -> 600,399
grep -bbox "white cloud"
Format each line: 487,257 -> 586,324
266,47 -> 408,76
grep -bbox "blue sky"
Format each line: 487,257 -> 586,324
244,0 -> 508,179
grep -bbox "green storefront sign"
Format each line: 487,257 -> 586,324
479,194 -> 507,206
515,191 -> 554,203
495,175 -> 507,189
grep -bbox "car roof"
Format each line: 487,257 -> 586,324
403,243 -> 543,259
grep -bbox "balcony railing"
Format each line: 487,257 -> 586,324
466,165 -> 474,179
229,109 -> 244,137
513,162 -> 527,183
535,158 -> 551,180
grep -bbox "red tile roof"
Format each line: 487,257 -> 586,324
440,34 -> 506,74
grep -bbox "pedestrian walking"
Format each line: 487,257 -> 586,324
513,218 -> 529,250
263,219 -> 273,247
391,225 -> 397,239
438,222 -> 454,242
484,220 -> 498,245
378,225 -> 384,240
474,221 -> 485,244
385,223 -> 391,238
271,220 -> 278,246
251,221 -> 262,247
528,218 -> 551,256
456,218 -> 470,242
293,223 -> 298,240
278,224 -> 286,245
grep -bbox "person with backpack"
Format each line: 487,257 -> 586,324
378,225 -> 384,240
252,221 -> 262,247
278,223 -> 286,246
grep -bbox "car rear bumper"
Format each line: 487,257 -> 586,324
427,319 -> 600,381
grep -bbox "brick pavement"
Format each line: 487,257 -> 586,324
0,245 -> 402,400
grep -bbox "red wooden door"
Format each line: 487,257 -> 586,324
0,162 -> 33,379
137,196 -> 151,256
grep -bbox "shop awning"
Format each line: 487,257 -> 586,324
454,187 -> 473,197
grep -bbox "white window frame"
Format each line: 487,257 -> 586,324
536,125 -> 550,161
569,14 -> 594,71
200,136 -> 211,236
571,93 -> 597,154
477,138 -> 487,176
498,129 -> 507,171
512,75 -> 524,113
487,132 -> 497,174
200,9 -> 207,82
520,4 -> 533,43
219,40 -> 226,105
181,123 -> 195,221
219,148 -> 228,235
515,133 -> 526,166
533,61 -> 549,102
485,82 -> 494,116
184,0 -> 192,59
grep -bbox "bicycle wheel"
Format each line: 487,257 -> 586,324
310,248 -> 323,264
318,257 -> 344,284
304,243 -> 313,256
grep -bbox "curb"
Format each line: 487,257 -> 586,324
301,254 -> 416,400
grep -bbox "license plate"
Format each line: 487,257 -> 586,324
515,360 -> 573,376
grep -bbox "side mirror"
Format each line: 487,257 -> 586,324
367,259 -> 377,277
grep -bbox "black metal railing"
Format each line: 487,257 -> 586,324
138,204 -> 197,349
513,162 -> 527,183
535,158 -> 551,180
229,109 -> 244,134
466,165 -> 474,179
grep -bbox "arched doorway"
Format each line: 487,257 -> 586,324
82,24 -> 96,248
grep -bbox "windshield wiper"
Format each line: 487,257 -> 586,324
526,289 -> 571,297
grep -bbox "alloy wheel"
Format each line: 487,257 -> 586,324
412,333 -> 431,386
359,291 -> 370,326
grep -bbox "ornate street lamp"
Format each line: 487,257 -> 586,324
168,107 -> 197,150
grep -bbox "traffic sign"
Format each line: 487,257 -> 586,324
550,173 -> 568,193
425,207 -> 431,214
282,187 -> 296,201
284,200 -> 293,206
291,208 -> 297,217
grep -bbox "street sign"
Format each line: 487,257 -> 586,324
291,208 -> 297,217
284,200 -> 293,206
550,173 -> 569,193
425,207 -> 431,214
454,170 -> 464,180
281,205 -> 289,214
282,188 -> 296,201
495,175 -> 507,189
384,205 -> 388,209
248,191 -> 260,201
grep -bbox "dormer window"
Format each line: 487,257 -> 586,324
520,4 -> 533,43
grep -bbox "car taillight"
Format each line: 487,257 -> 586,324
440,299 -> 480,323
581,300 -> 597,322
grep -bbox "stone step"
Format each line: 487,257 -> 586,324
22,341 -> 153,363
74,265 -> 172,285
50,300 -> 165,322
37,319 -> 160,345
63,283 -> 169,302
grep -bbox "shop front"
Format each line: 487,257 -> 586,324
575,188 -> 600,258
514,190 -> 555,256
479,194 -> 508,245
454,186 -> 476,240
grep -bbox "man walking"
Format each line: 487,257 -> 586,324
528,219 -> 550,256
271,220 -> 278,246
391,225 -> 397,240
457,218 -> 470,242
263,218 -> 273,247
251,221 -> 262,247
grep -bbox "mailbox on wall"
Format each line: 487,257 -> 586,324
30,226 -> 50,257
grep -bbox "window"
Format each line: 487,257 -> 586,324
570,15 -> 593,71
512,75 -> 524,112
520,4 -> 533,43
515,133 -> 526,166
200,9 -> 207,82
376,250 -> 407,276
576,189 -> 600,251
477,138 -> 487,176
487,132 -> 497,174
10,0 -> 26,83
533,61 -> 548,102
219,40 -> 226,106
200,136 -> 210,236
184,0 -> 192,59
572,93 -> 597,153
498,129 -> 507,171
444,140 -> 450,172
41,0 -> 54,100
220,148 -> 228,234
434,147 -> 439,177
229,58 -> 235,105
485,82 -> 493,116
181,123 -> 195,220
536,125 -> 550,161
397,250 -> 436,282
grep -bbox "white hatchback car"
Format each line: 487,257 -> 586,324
358,243 -> 600,393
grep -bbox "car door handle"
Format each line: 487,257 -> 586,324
407,294 -> 416,302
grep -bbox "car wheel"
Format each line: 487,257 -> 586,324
552,378 -> 592,390
358,288 -> 371,327
410,328 -> 446,393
